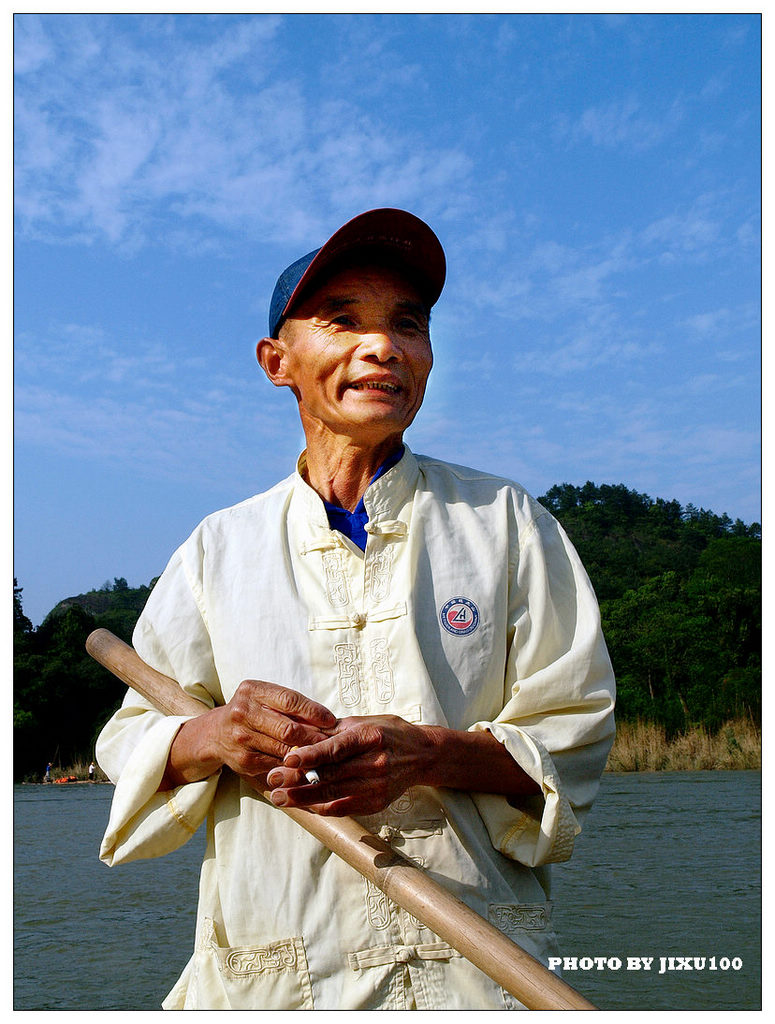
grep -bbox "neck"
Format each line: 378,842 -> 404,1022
301,434 -> 403,511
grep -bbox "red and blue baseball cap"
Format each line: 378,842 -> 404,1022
268,208 -> 446,338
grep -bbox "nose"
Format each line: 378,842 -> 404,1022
358,329 -> 402,362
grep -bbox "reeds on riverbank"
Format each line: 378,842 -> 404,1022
26,720 -> 761,782
606,718 -> 761,771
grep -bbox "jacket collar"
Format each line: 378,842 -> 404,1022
292,445 -> 420,528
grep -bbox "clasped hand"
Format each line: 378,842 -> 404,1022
267,713 -> 435,816
204,678 -> 434,817
163,677 -> 535,804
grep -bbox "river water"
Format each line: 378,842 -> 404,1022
13,771 -> 760,1011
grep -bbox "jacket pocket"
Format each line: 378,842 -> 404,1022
169,918 -> 315,1009
488,902 -> 560,1011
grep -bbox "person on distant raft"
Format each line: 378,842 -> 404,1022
96,209 -> 615,1010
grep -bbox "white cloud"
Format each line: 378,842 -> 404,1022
13,14 -> 54,74
683,372 -> 749,396
682,302 -> 760,342
640,192 -> 727,258
580,98 -> 668,150
517,332 -> 661,377
556,95 -> 684,152
13,15 -> 472,251
13,317 -> 301,492
684,308 -> 730,336
409,376 -> 761,521
454,227 -> 635,341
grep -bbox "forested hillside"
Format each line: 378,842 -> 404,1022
13,482 -> 761,780
538,483 -> 760,735
13,578 -> 154,780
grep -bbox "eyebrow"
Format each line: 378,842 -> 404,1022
317,296 -> 430,321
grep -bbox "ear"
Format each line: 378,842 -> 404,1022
256,337 -> 290,388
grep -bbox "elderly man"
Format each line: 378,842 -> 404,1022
96,209 -> 615,1011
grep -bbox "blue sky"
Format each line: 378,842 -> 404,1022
13,12 -> 761,627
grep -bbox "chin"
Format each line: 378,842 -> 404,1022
341,418 -> 409,446
341,404 -> 412,431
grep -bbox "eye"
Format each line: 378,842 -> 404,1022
396,316 -> 428,335
331,314 -> 357,328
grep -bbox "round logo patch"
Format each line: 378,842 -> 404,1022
440,597 -> 480,637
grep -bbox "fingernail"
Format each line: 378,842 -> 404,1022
267,770 -> 282,787
270,790 -> 287,806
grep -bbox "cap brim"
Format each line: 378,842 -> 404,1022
279,208 -> 446,326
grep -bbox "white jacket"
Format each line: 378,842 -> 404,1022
96,448 -> 615,1010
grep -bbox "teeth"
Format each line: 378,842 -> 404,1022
350,382 -> 399,393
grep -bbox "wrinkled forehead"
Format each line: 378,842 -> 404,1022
287,259 -> 430,321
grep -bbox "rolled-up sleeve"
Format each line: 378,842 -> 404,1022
469,507 -> 615,867
97,708 -> 220,865
96,536 -> 224,866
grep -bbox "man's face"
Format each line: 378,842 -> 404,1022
272,264 -> 433,448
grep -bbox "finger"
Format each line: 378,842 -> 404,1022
227,747 -> 282,780
283,725 -> 380,770
269,783 -> 346,812
300,796 -> 354,816
266,765 -> 318,789
258,706 -> 329,750
230,703 -> 333,761
288,747 -> 321,785
242,680 -> 337,729
272,786 -> 379,817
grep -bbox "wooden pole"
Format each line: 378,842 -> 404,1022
87,628 -> 596,1011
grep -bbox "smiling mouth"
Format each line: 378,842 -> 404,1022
347,381 -> 402,394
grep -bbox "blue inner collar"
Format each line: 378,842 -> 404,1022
323,447 -> 404,550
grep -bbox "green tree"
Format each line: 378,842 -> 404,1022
14,579 -> 33,635
602,573 -> 717,734
601,539 -> 761,732
685,537 -> 761,725
13,580 -> 146,779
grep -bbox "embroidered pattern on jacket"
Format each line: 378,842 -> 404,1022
365,546 -> 394,603
488,904 -> 548,931
323,550 -> 351,608
370,637 -> 395,703
334,643 -> 363,707
225,938 -> 299,976
364,877 -> 393,931
362,838 -> 429,933
388,789 -> 414,815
